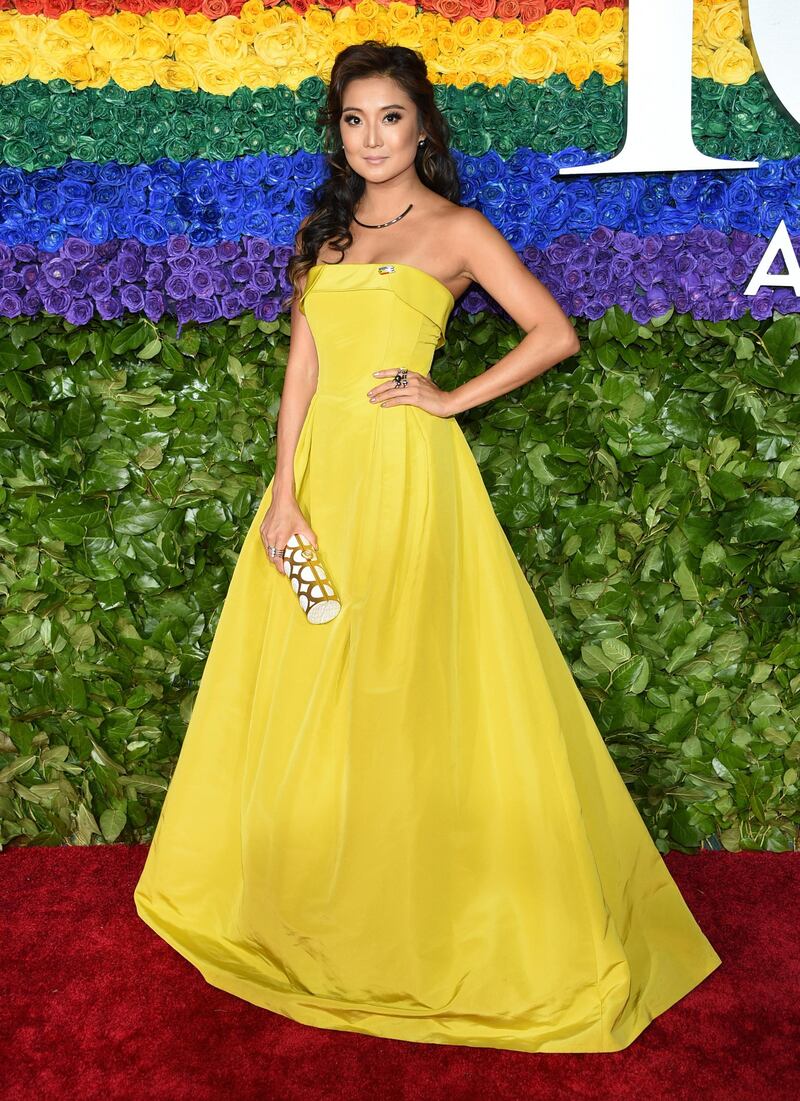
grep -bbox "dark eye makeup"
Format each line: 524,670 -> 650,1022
343,111 -> 404,125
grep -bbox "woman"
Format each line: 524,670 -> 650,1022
134,41 -> 722,1053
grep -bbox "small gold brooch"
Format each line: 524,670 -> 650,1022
377,265 -> 395,275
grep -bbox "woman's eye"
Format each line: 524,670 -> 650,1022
343,113 -> 402,124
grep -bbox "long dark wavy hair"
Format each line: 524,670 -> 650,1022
285,41 -> 461,311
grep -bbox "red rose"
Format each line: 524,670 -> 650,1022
469,0 -> 499,21
11,0 -> 42,13
201,0 -> 232,18
41,0 -> 73,16
519,0 -> 548,20
321,0 -> 351,14
427,0 -> 464,20
82,0 -> 116,16
495,0 -> 521,22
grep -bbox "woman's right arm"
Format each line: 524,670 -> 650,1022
271,271 -> 319,504
260,263 -> 320,574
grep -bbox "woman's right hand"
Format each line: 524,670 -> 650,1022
259,492 -> 318,576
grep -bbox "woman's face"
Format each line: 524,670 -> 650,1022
339,75 -> 425,180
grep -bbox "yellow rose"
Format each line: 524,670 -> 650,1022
594,60 -> 622,85
419,40 -> 438,64
252,25 -> 302,67
254,10 -> 282,32
564,39 -> 592,75
301,39 -> 326,66
0,19 -> 16,48
0,45 -> 29,84
692,43 -> 713,80
708,40 -> 754,84
703,1 -> 743,49
56,11 -> 91,42
566,59 -> 593,87
391,24 -> 421,50
593,31 -> 623,66
500,21 -> 524,43
543,10 -> 577,41
173,32 -> 211,67
352,0 -> 384,23
237,56 -> 269,88
512,36 -> 558,82
152,59 -> 198,93
600,9 -> 624,36
194,61 -> 240,97
234,23 -> 256,45
692,8 -> 707,43
61,54 -> 95,86
116,12 -> 141,35
14,22 -> 44,52
208,22 -> 248,64
240,1 -> 265,24
30,58 -> 59,84
41,30 -> 79,63
433,45 -> 460,75
453,69 -> 475,91
135,28 -> 170,63
453,17 -> 479,47
476,20 -> 503,44
284,63 -> 312,90
151,10 -> 186,36
185,14 -> 212,35
575,8 -> 602,44
354,17 -> 378,39
110,58 -> 155,91
306,10 -> 333,35
462,41 -> 505,80
389,3 -> 416,30
91,23 -> 135,62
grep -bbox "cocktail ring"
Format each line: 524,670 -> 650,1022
393,368 -> 409,388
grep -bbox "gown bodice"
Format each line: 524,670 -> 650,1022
299,262 -> 455,399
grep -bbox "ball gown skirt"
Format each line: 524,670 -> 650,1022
133,262 -> 722,1053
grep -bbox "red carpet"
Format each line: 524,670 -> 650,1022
2,845 -> 797,1101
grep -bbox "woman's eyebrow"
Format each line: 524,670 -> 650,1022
341,103 -> 407,112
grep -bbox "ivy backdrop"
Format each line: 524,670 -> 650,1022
0,0 -> 798,853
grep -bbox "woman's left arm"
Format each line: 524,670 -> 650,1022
445,208 -> 581,417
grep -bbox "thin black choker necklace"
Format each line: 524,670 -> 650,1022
353,202 -> 414,229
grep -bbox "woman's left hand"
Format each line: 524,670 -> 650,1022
367,369 -> 453,418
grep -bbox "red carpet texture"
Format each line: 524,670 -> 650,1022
2,845 -> 797,1101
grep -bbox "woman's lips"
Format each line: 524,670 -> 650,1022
364,157 -> 387,163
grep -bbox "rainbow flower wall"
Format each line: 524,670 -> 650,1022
1,0 -> 799,851
0,0 -> 799,327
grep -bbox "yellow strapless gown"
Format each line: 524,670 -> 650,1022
134,262 -> 722,1052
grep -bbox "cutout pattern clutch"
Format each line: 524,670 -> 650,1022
282,533 -> 342,623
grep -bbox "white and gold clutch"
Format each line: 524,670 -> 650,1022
282,533 -> 341,623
